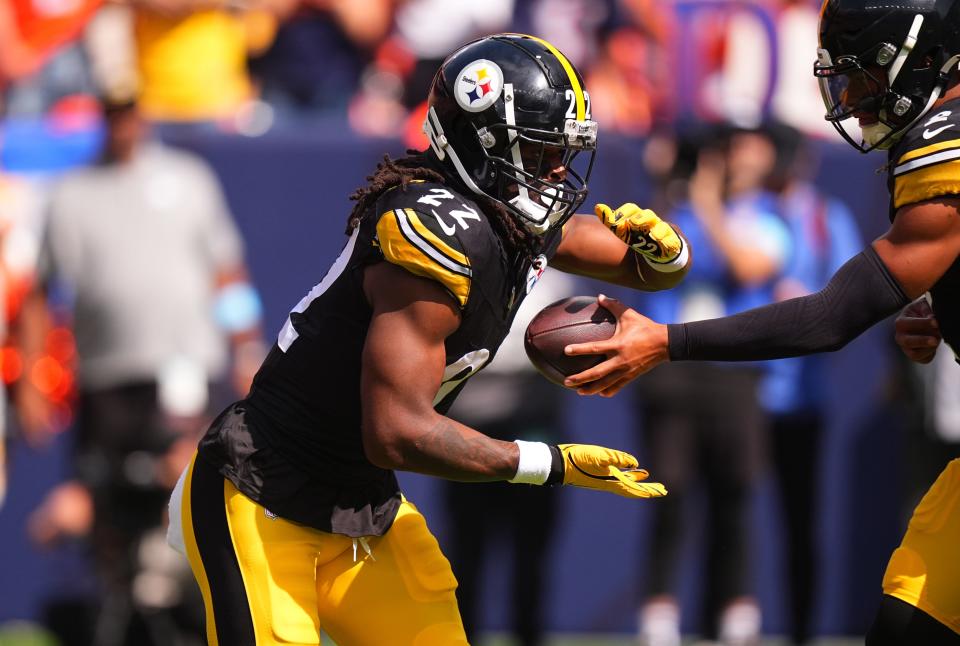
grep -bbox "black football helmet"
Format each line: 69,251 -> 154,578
423,33 -> 598,234
814,0 -> 960,152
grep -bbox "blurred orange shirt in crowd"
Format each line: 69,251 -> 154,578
12,0 -> 100,55
0,0 -> 101,82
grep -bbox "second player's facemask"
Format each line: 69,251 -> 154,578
815,46 -> 914,152
814,3 -> 960,153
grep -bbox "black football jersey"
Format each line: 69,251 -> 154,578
199,180 -> 562,536
887,96 -> 960,352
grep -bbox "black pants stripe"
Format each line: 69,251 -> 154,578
188,455 -> 257,645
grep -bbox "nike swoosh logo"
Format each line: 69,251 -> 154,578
567,455 -> 617,481
431,209 -> 457,236
923,124 -> 955,139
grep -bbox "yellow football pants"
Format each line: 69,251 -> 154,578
178,453 -> 469,645
882,458 -> 960,635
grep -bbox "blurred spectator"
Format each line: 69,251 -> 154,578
16,88 -> 265,646
249,0 -> 396,122
0,150 -> 49,509
83,4 -> 138,105
634,124 -> 790,646
443,269 -> 575,646
1,3 -> 113,174
349,0 -> 513,140
2,43 -> 97,120
576,0 -> 675,135
513,0 -> 618,67
129,0 -> 282,126
0,0 -> 101,94
704,0 -> 834,137
760,121 -> 862,645
392,0 -> 514,105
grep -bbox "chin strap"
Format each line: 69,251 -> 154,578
888,15 -> 924,87
422,106 -> 485,196
899,54 -> 960,132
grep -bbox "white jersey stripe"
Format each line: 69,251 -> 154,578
395,209 -> 472,277
894,147 -> 960,175
278,227 -> 360,352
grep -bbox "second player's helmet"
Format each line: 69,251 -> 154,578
423,34 -> 598,234
814,0 -> 960,152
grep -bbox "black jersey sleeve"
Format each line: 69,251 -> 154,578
891,101 -> 960,210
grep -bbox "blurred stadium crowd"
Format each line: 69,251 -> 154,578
1,0 -> 959,645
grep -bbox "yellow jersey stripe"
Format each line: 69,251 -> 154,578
897,138 -> 960,164
893,159 -> 960,208
376,210 -> 471,307
403,208 -> 470,267
526,35 -> 585,119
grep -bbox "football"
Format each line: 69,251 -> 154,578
524,296 -> 616,386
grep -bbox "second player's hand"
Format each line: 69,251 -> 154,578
562,295 -> 669,396
894,297 -> 941,364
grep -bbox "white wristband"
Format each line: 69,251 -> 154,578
642,239 -> 689,273
508,440 -> 554,485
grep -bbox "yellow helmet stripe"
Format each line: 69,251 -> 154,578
525,35 -> 585,120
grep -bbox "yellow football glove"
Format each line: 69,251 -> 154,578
595,202 -> 683,263
556,443 -> 667,499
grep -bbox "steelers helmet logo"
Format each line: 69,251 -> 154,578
455,60 -> 504,113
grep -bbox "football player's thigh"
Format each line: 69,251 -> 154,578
883,458 -> 960,636
316,500 -> 468,646
183,453 -> 339,646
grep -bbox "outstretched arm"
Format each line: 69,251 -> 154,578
563,197 -> 960,396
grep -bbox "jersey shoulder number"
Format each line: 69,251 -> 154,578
892,100 -> 960,209
375,183 -> 484,308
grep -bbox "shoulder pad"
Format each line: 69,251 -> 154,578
375,205 -> 473,308
892,101 -> 960,210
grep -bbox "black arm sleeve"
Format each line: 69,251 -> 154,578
667,246 -> 910,362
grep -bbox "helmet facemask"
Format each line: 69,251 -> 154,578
423,57 -> 598,236
815,12 -> 960,152
480,86 -> 597,234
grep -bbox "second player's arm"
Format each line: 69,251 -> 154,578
360,260 -> 519,481
564,197 -> 960,395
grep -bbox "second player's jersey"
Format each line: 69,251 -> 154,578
888,96 -> 960,352
199,180 -> 561,536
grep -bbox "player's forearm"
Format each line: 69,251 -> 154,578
554,239 -> 690,292
363,416 -> 519,481
407,418 -> 520,481
668,247 -> 909,361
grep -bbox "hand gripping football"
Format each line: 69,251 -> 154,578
524,296 -> 616,386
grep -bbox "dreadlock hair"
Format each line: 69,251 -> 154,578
346,151 -> 543,261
